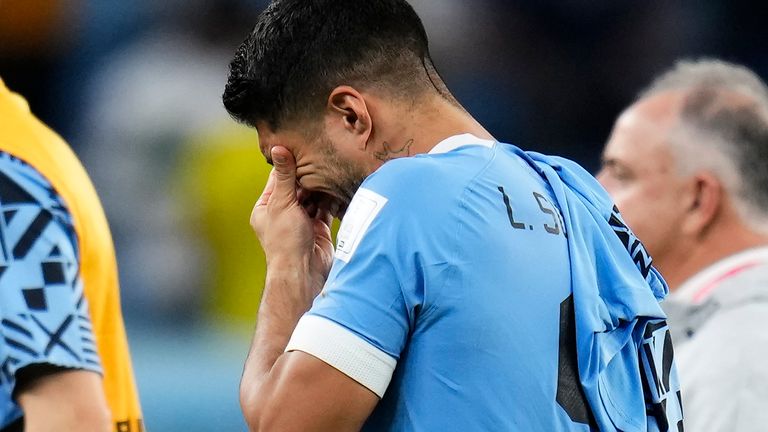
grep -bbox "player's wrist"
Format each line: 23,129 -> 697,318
265,253 -> 311,272
265,256 -> 316,293
260,265 -> 318,329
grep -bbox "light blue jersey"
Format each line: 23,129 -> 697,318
0,154 -> 101,430
286,134 -> 682,431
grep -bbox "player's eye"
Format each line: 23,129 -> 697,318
611,166 -> 634,182
600,162 -> 633,184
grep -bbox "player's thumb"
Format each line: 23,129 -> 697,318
271,146 -> 298,203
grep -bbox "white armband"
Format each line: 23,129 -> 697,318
285,315 -> 397,398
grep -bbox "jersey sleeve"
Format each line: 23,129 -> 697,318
0,154 -> 102,397
286,158 -> 460,397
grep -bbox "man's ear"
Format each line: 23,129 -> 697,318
327,86 -> 372,149
681,172 -> 723,237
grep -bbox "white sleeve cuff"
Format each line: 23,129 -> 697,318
285,315 -> 397,398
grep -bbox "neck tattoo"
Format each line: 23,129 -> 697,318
374,139 -> 415,162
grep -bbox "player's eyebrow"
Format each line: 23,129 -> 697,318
600,156 -> 619,168
601,156 -> 635,179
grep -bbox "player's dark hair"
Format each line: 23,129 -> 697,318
223,0 -> 447,130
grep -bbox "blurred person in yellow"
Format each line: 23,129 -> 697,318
598,59 -> 768,432
0,79 -> 143,431
176,123 -> 340,326
175,124 -> 268,325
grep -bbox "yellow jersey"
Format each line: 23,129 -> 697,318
0,79 -> 143,430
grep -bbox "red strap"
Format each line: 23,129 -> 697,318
692,262 -> 761,303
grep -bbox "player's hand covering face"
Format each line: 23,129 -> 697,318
251,146 -> 335,294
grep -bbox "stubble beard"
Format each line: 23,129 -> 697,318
319,138 -> 369,217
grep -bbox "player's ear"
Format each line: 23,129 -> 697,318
681,172 -> 722,237
327,86 -> 372,150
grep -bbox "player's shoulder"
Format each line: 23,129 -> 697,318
0,152 -> 61,207
0,151 -> 73,240
363,141 -> 497,204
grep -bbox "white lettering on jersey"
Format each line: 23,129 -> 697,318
335,187 -> 388,263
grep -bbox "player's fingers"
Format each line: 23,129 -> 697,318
313,207 -> 334,244
316,206 -> 333,230
271,146 -> 298,204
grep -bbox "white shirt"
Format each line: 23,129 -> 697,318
664,246 -> 768,432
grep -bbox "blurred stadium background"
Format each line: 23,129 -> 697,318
1,0 -> 766,430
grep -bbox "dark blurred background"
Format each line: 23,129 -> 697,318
1,0 -> 766,430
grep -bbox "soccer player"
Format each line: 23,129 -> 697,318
224,1 -> 682,430
0,79 -> 143,431
598,59 -> 768,432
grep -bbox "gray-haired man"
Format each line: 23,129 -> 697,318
598,59 -> 768,431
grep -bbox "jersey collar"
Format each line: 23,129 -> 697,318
671,245 -> 768,304
428,133 -> 496,155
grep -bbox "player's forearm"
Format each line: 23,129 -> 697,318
19,370 -> 111,432
24,408 -> 111,432
246,269 -> 313,373
240,261 -> 318,427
